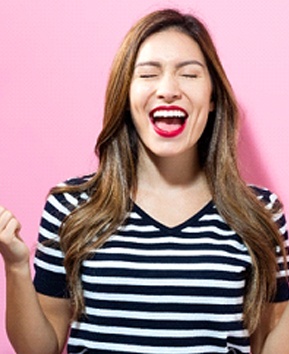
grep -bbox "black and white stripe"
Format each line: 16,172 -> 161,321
34,177 -> 289,354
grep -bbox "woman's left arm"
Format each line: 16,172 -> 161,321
251,300 -> 289,354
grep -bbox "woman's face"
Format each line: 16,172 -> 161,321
129,28 -> 214,161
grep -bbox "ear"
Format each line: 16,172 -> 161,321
209,100 -> 215,112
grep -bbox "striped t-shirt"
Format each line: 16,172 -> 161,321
34,176 -> 289,354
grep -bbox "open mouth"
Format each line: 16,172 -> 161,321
150,106 -> 188,137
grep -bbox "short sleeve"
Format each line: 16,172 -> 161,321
33,176 -> 91,298
252,186 -> 289,302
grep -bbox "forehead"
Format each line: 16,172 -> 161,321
135,29 -> 205,64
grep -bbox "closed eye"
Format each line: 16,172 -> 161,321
181,74 -> 198,78
139,74 -> 158,78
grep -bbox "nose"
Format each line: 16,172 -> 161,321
156,73 -> 181,102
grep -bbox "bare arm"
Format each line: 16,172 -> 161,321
251,301 -> 289,354
0,206 -> 71,354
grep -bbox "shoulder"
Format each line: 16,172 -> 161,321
43,174 -> 94,222
249,184 -> 287,235
249,184 -> 282,211
60,173 -> 94,188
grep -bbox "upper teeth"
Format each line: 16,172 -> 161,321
153,110 -> 186,118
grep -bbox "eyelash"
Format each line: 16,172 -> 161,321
139,74 -> 157,78
181,74 -> 198,78
138,74 -> 198,79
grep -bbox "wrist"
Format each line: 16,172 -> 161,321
5,260 -> 31,277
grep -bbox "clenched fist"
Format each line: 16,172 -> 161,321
0,206 -> 30,268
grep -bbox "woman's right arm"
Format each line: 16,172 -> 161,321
0,206 -> 71,354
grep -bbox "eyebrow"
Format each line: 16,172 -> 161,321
134,60 -> 205,69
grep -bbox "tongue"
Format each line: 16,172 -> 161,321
154,118 -> 184,132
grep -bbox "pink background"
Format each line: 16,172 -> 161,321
0,1 -> 289,352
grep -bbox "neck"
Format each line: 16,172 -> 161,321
136,146 -> 205,192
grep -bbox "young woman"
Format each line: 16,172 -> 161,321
0,8 -> 288,354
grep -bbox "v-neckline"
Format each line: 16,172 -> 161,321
132,199 -> 214,233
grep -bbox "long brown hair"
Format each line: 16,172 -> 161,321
52,9 -> 286,333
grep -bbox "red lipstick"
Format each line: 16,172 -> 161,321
149,106 -> 188,138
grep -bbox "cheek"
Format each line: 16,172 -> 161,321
129,82 -> 153,110
129,86 -> 140,114
196,88 -> 214,112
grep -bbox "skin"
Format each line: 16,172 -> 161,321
130,29 -> 214,161
130,29 -> 214,227
0,28 -> 288,354
0,206 -> 71,354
